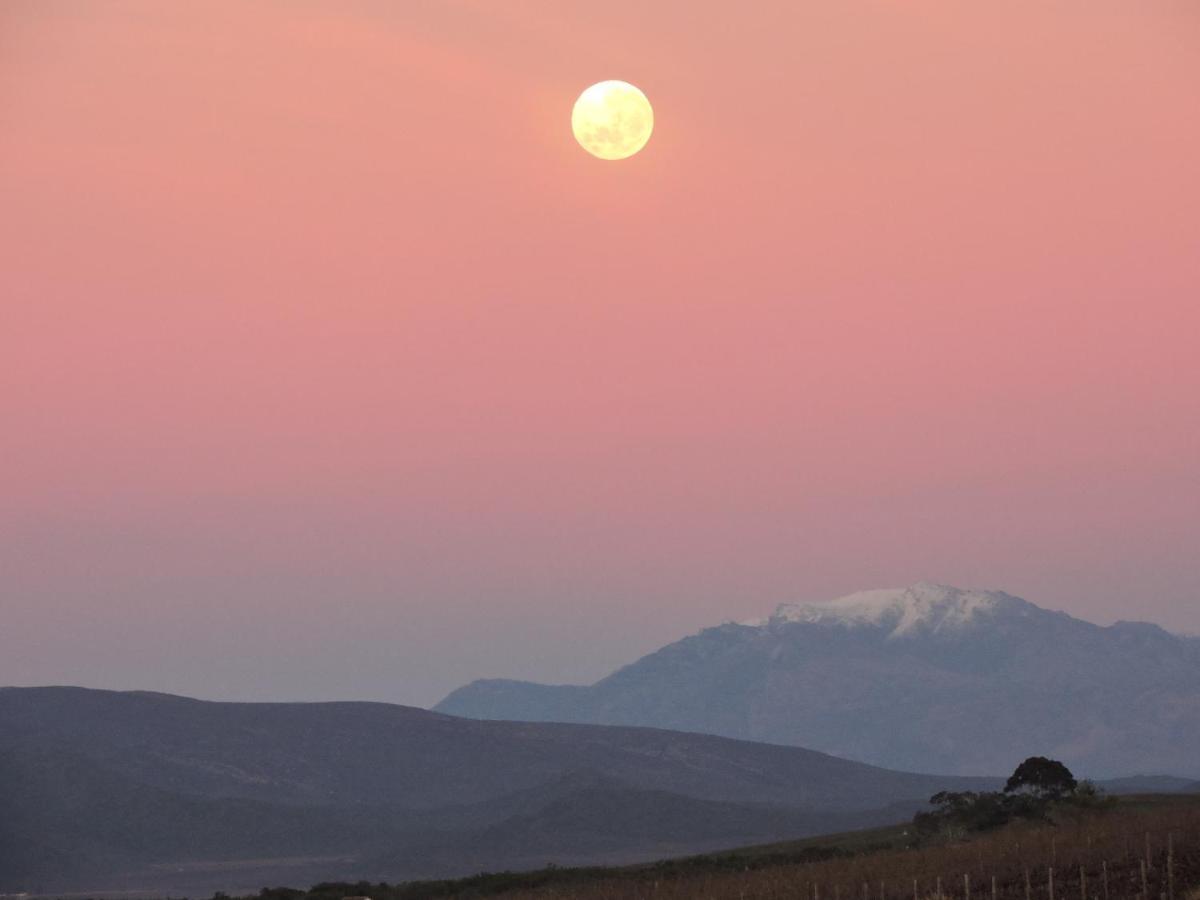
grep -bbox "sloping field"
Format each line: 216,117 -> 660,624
257,795 -> 1200,900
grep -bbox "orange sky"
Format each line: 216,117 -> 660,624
2,1 -> 1198,704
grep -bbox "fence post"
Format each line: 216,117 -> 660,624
1024,868 -> 1032,900
1049,867 -> 1055,900
1141,859 -> 1149,900
1167,833 -> 1174,900
1102,861 -> 1109,900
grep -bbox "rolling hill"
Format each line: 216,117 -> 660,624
0,686 -> 990,894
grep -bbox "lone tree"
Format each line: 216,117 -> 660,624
1004,756 -> 1078,801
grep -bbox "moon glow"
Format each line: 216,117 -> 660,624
571,81 -> 653,160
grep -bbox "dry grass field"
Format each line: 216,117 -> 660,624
248,795 -> 1200,900
487,795 -> 1200,900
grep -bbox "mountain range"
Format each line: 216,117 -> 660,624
436,583 -> 1200,778
6,584 -> 1197,892
0,686 -> 990,894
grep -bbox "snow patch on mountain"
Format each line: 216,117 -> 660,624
767,582 -> 1021,638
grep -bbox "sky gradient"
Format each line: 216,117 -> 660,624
2,1 -> 1198,707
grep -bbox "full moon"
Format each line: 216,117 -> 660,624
571,80 -> 654,160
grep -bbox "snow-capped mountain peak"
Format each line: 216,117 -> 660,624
767,582 -> 1021,638
439,585 -> 1200,778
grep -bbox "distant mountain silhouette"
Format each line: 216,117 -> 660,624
1096,775 -> 1200,794
0,686 -> 990,894
436,583 -> 1200,778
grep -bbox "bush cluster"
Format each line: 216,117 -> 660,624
913,756 -> 1114,837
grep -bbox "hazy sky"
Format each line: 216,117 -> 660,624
3,1 -> 1198,707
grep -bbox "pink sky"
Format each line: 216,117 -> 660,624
2,1 -> 1198,705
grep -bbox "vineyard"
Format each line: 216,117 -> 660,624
496,796 -> 1200,900
279,794 -> 1200,900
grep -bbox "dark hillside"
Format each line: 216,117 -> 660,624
0,686 -> 990,893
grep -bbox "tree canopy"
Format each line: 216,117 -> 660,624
1004,756 -> 1078,801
